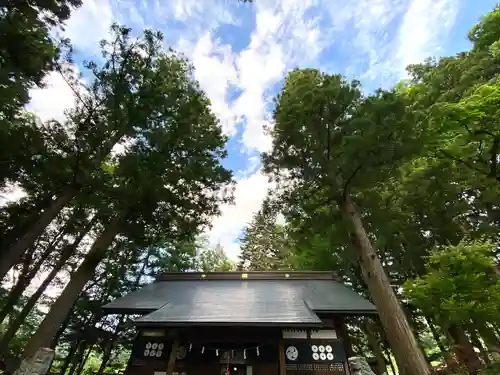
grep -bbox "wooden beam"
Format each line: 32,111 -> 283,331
333,315 -> 352,375
278,335 -> 286,375
165,340 -> 179,375
155,271 -> 339,281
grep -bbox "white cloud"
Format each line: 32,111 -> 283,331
200,0 -> 459,259
208,171 -> 273,261
61,0 -> 115,53
320,0 -> 459,86
180,0 -> 324,157
27,64 -> 78,123
190,34 -> 240,136
182,0 -> 326,259
170,0 -> 234,25
19,0 -> 461,263
397,0 -> 459,74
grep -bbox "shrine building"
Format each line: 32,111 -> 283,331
101,271 -> 377,375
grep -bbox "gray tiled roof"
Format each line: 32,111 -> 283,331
102,277 -> 376,325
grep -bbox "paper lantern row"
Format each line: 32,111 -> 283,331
142,342 -> 261,360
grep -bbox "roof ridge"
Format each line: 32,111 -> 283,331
155,271 -> 339,281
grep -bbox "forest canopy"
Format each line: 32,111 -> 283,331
1,2 -> 500,375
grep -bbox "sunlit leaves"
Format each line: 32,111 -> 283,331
404,239 -> 500,327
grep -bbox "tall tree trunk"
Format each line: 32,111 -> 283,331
469,328 -> 490,364
47,313 -> 75,374
384,348 -> 396,375
339,194 -> 429,375
59,341 -> 80,375
67,313 -> 102,375
401,304 -> 431,365
0,232 -> 60,325
0,187 -> 77,281
66,341 -> 87,375
1,195 -> 53,252
364,319 -> 387,375
474,323 -> 500,354
334,316 -> 354,358
97,319 -> 124,375
76,344 -> 94,375
97,252 -> 150,373
0,232 -> 87,354
51,314 -> 73,350
425,317 -> 456,367
448,324 -> 482,374
18,218 -> 121,362
55,313 -> 95,375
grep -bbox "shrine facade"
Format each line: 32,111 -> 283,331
101,272 -> 377,375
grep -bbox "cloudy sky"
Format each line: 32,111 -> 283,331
28,0 -> 497,261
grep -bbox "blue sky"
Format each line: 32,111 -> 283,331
27,0 -> 498,261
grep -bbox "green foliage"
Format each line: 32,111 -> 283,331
469,5 -> 500,52
2,3 -> 500,375
196,241 -> 235,272
0,0 -> 81,146
429,77 -> 500,182
404,239 -> 500,327
239,205 -> 293,271
479,362 -> 500,375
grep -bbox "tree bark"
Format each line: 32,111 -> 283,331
1,195 -> 53,253
97,253 -> 151,373
384,348 -> 397,375
469,328 -> 489,364
0,232 -> 61,325
0,187 -> 77,281
334,316 -> 354,358
425,317 -> 455,367
476,322 -> 500,354
76,344 -> 94,375
97,336 -> 117,373
18,219 -> 120,361
59,341 -> 80,375
0,230 -> 88,354
66,341 -> 87,375
339,194 -> 429,375
51,314 -> 73,350
448,323 -> 482,374
96,315 -> 127,373
401,304 -> 431,365
58,315 -> 100,375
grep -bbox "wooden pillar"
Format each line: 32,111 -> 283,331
333,315 -> 352,375
278,336 -> 286,375
166,340 -> 180,375
334,316 -> 354,358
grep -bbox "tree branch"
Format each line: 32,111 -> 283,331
342,164 -> 363,199
488,137 -> 499,180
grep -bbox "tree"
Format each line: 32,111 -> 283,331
238,206 -> 293,271
196,242 -> 234,272
263,69 -> 429,375
13,24 -> 234,364
405,239 -> 500,348
1,23 -> 227,280
468,5 -> 500,53
0,0 -> 81,123
425,77 -> 500,184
